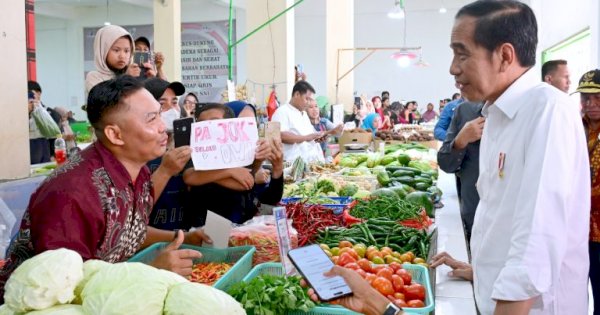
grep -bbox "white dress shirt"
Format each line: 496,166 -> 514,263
471,69 -> 590,315
271,103 -> 324,163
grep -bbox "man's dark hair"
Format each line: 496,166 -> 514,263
452,93 -> 461,100
291,80 -> 315,97
195,103 -> 234,121
87,75 -> 144,133
456,0 -> 537,67
28,81 -> 42,93
381,91 -> 390,98
445,98 -> 452,103
542,59 -> 567,81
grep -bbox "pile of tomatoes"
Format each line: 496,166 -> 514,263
322,242 -> 427,309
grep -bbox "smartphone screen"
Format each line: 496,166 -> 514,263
288,244 -> 353,301
133,52 -> 150,66
265,121 -> 281,142
173,117 -> 193,147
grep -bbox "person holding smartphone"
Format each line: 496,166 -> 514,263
85,25 -> 156,93
135,36 -> 168,81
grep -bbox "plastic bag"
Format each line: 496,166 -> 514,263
0,199 -> 16,259
229,216 -> 298,265
31,105 -> 61,139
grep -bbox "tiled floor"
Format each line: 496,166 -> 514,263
434,170 -> 477,315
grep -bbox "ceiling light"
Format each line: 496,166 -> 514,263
396,56 -> 411,67
104,21 -> 111,26
388,0 -> 405,19
439,7 -> 447,13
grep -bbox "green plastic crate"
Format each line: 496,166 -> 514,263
243,263 -> 433,315
129,243 -> 255,292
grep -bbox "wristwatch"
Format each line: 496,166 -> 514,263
383,302 -> 402,315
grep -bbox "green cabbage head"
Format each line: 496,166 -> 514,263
164,282 -> 246,315
4,248 -> 83,313
81,262 -> 181,315
26,304 -> 84,314
72,260 -> 110,305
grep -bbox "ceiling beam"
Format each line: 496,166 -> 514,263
117,0 -> 153,9
35,2 -> 81,20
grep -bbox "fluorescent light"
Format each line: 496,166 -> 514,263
388,1 -> 405,19
104,21 -> 111,26
397,56 -> 411,67
439,7 -> 447,13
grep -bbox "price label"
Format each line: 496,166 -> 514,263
273,206 -> 296,275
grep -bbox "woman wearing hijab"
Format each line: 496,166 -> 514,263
85,25 -> 155,93
361,113 -> 382,136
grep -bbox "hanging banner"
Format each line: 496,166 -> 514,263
180,21 -> 236,103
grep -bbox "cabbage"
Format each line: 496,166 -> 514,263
81,262 -> 175,315
164,282 -> 245,315
72,260 -> 110,304
0,304 -> 19,315
4,249 -> 84,313
26,305 -> 84,314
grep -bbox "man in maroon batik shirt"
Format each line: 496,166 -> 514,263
0,76 -> 210,298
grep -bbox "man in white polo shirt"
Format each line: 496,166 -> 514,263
272,81 -> 325,162
431,1 -> 590,315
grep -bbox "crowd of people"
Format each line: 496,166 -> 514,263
13,0 -> 600,314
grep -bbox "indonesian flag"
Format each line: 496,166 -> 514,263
267,90 -> 278,121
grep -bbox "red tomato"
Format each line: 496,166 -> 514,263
407,300 -> 425,308
365,273 -> 377,284
404,283 -> 426,301
344,262 -> 360,270
370,264 -> 386,273
388,262 -> 403,272
394,299 -> 408,308
337,252 -> 357,266
376,268 -> 394,281
391,274 -> 405,292
331,256 -> 339,265
356,269 -> 367,278
339,240 -> 353,248
372,277 -> 395,296
395,269 -> 412,285
357,258 -> 372,272
393,292 -> 405,300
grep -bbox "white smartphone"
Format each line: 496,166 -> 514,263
287,244 -> 353,301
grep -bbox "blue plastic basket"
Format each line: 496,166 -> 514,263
242,262 -> 433,315
280,196 -> 353,214
128,243 -> 255,292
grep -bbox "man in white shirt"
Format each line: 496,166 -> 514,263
431,1 -> 590,315
271,81 -> 325,162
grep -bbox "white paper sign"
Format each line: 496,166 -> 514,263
332,104 -> 344,126
202,211 -> 232,249
190,117 -> 258,170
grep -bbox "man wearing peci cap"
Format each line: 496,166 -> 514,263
143,77 -> 193,231
577,69 -> 600,314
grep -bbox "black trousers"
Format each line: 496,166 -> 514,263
590,241 -> 600,315
29,138 -> 51,164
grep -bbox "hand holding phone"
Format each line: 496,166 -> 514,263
173,117 -> 193,148
288,244 -> 353,301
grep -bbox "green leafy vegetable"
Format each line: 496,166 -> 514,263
228,274 -> 315,315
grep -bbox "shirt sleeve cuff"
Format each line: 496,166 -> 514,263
491,265 -> 543,301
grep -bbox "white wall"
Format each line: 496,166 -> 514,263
35,0 -> 247,119
531,0 -> 599,79
295,0 -> 326,96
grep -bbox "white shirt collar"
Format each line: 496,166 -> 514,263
481,67 -> 538,119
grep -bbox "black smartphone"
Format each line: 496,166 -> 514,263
133,51 -> 150,66
287,244 -> 353,302
173,117 -> 193,148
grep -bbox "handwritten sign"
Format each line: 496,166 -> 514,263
190,117 -> 258,170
